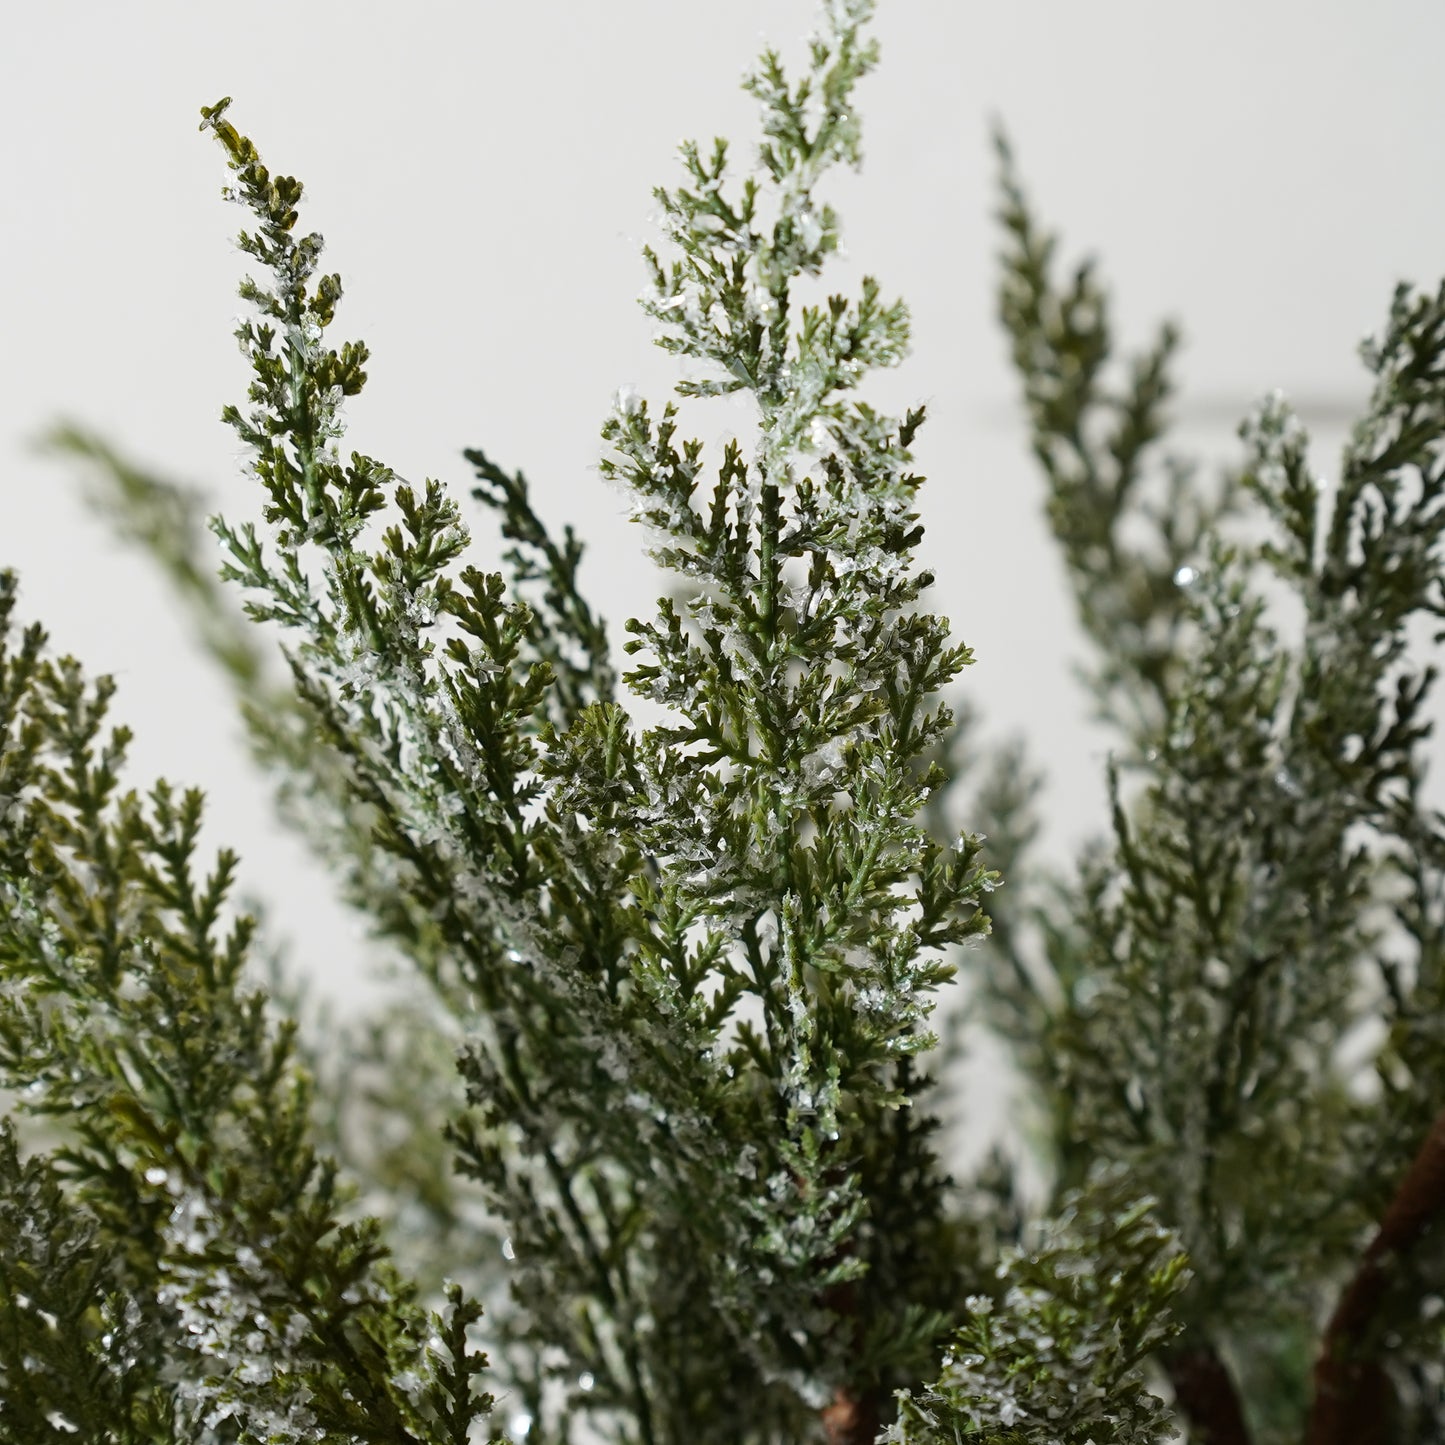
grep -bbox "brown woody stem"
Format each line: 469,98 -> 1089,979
1165,1344 -> 1253,1445
1306,1105 -> 1445,1445
822,1385 -> 883,1445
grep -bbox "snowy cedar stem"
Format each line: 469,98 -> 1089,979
6,1 -> 1445,1443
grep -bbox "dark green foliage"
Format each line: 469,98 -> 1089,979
465,450 -> 615,729
0,575 -> 499,1442
0,1120 -> 176,1443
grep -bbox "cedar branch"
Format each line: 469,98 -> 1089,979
1305,1105 -> 1445,1445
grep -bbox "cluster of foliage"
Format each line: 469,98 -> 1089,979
5,2 -> 1444,1441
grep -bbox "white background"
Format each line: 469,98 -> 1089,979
4,1 -> 1444,1022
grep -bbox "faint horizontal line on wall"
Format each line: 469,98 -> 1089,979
969,393 -> 1366,432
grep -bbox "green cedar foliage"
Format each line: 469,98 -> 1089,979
0,579 -> 498,1442
6,2 -> 1445,1443
989,136 -> 1445,1442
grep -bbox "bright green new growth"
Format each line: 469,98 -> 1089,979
6,2 -> 1445,1443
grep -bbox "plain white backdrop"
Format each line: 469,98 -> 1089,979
5,1 -> 1445,1016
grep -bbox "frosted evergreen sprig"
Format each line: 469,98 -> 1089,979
465,448 -> 615,730
196,85 -> 683,1425
888,1192 -> 1188,1445
0,572 -> 499,1444
561,0 -> 992,1423
994,129 -> 1241,737
190,6 -> 996,1439
997,149 -> 1445,1438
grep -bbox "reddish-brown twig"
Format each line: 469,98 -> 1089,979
1165,1344 -> 1253,1445
822,1384 -> 883,1445
1306,1106 -> 1445,1445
